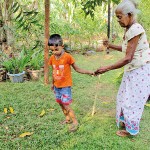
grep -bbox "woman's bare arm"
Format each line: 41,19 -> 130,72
95,35 -> 140,74
103,40 -> 122,52
108,43 -> 122,52
72,63 -> 94,75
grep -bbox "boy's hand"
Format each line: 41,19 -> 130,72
94,66 -> 110,75
51,84 -> 54,91
88,71 -> 95,76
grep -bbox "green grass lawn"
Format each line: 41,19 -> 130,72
0,51 -> 150,150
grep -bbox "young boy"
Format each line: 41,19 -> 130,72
48,34 -> 94,132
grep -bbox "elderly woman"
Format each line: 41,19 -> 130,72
95,0 -> 150,137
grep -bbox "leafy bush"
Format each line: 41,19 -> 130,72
2,49 -> 30,74
27,51 -> 44,70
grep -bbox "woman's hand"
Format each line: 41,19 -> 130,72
103,39 -> 109,48
94,66 -> 110,75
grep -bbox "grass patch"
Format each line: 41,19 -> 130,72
0,52 -> 150,150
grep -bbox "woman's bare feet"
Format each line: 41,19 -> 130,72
116,130 -> 131,137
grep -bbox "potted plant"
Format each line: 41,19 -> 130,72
27,51 -> 44,80
2,49 -> 30,83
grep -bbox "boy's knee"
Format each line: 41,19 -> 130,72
64,105 -> 71,112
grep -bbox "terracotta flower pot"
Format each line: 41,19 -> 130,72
27,69 -> 42,81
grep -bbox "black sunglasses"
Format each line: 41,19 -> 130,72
49,43 -> 62,47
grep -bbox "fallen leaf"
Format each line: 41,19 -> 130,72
102,102 -> 108,104
19,132 -> 34,138
4,108 -> 7,114
9,107 -> 14,114
39,109 -> 45,117
48,108 -> 55,111
145,104 -> 150,107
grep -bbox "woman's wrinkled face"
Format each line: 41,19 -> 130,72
115,9 -> 131,28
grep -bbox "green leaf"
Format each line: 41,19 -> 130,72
30,20 -> 38,24
12,2 -> 18,9
15,10 -> 22,20
13,5 -> 20,13
28,13 -> 38,20
18,16 -> 24,23
23,10 -> 36,16
17,21 -> 26,29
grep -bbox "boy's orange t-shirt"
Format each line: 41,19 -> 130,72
48,52 -> 75,88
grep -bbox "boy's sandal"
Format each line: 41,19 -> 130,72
69,123 -> 79,132
60,120 -> 72,125
116,130 -> 131,137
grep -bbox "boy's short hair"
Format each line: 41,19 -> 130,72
48,34 -> 63,46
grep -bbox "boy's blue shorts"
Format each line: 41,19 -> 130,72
54,86 -> 72,105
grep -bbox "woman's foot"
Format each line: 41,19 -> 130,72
60,120 -> 72,125
116,130 -> 131,137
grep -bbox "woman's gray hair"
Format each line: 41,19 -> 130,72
116,0 -> 140,17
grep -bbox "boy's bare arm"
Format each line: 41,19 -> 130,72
51,77 -> 54,90
51,68 -> 54,90
71,63 -> 94,75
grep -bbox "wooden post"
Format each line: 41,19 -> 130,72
44,0 -> 50,85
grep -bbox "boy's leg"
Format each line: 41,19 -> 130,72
63,105 -> 79,132
59,103 -> 71,123
63,105 -> 78,125
59,87 -> 74,124
54,87 -> 71,123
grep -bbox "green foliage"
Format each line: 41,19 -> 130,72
2,49 -> 30,74
11,2 -> 38,31
50,0 -> 110,50
138,0 -> 150,41
81,0 -> 103,19
1,0 -> 149,55
81,0 -> 120,19
1,0 -> 44,51
28,51 -> 44,70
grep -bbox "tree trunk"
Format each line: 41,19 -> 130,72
0,2 -> 3,52
4,0 -> 13,54
44,0 -> 50,85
